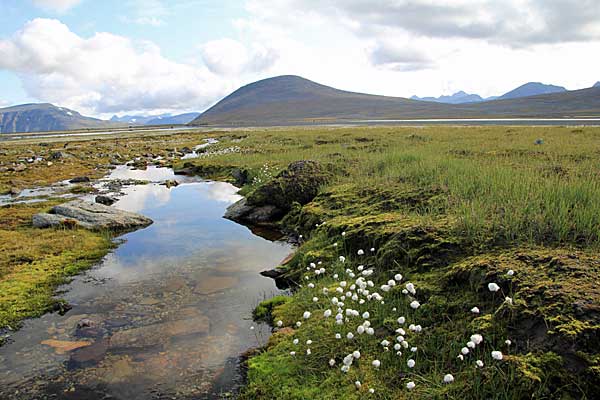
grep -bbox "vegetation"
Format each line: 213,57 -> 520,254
179,125 -> 600,399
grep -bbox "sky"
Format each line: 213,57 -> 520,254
0,0 -> 599,118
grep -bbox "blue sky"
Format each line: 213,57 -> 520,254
0,1 -> 599,117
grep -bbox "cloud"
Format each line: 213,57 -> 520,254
200,38 -> 278,76
368,41 -> 435,71
31,0 -> 82,13
0,18 -> 228,115
123,0 -> 168,27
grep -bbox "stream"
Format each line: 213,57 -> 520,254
0,165 -> 292,399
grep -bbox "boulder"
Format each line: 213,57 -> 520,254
95,195 -> 117,206
225,160 -> 329,225
32,200 -> 152,231
69,176 -> 90,183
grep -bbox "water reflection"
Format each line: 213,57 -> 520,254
0,169 -> 291,399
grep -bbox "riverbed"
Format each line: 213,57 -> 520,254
0,166 -> 292,399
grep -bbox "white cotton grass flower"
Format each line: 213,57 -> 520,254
347,332 -> 355,340
357,249 -> 364,255
407,359 -> 415,368
324,309 -> 332,318
505,339 -> 512,346
355,381 -> 362,389
357,325 -> 365,334
306,340 -> 312,345
467,341 -> 476,349
406,282 -> 416,295
290,351 -> 296,356
411,346 -> 418,353
488,282 -> 501,292
406,381 -> 416,390
293,339 -> 299,345
505,297 -> 513,305
276,320 -> 283,327
507,269 -> 515,276
476,360 -> 484,368
394,274 -> 403,282
471,306 -> 480,314
394,343 -> 401,351
335,333 -> 342,339
370,247 -> 375,252
471,334 -> 483,345
397,316 -> 406,324
353,350 -> 361,359
329,359 -> 336,366
341,231 -> 346,236
303,311 -> 311,319
410,300 -> 420,309
381,340 -> 390,347
443,374 -> 454,384
366,327 -> 375,335
369,388 -> 375,394
457,354 -> 464,361
306,348 -> 311,355
372,360 -> 381,368
461,347 -> 470,355
312,297 -> 319,303
296,321 -> 302,327
492,351 -> 503,360
341,365 -> 349,373
339,256 -> 346,263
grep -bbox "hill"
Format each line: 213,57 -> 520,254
498,82 -> 567,100
411,91 -> 484,104
190,76 -> 600,126
0,103 -> 115,134
111,112 -> 201,126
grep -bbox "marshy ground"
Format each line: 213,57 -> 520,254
1,125 -> 599,399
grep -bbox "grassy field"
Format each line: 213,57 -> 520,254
1,125 -> 598,398
178,125 -> 600,399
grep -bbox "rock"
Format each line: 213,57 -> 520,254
225,160 -> 329,225
69,176 -> 90,183
95,195 -> 117,206
194,276 -> 239,295
162,180 -> 179,188
260,269 -> 285,279
41,339 -> 92,354
69,339 -> 108,366
14,164 -> 27,172
9,187 -> 21,196
32,200 -> 153,231
231,168 -> 249,186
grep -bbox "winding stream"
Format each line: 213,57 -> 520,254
0,166 -> 292,399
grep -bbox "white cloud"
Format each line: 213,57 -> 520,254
201,38 -> 278,76
32,0 -> 82,13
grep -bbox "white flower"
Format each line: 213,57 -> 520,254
372,360 -> 381,368
471,334 -> 483,345
397,316 -> 406,324
411,347 -> 417,353
381,285 -> 391,292
387,279 -> 396,287
334,243 -> 338,247
461,347 -> 469,355
250,326 -> 255,330
340,281 -> 347,287
471,306 -> 480,314
366,327 -> 375,335
357,249 -> 364,255
335,333 -> 341,339
394,343 -> 401,351
402,289 -> 408,294
381,340 -> 390,347
293,339 -> 299,345
303,311 -> 311,319
296,321 -> 302,327
406,282 -> 416,295
407,359 -> 415,368
370,248 -> 375,252
357,325 -> 365,334
476,360 -> 484,368
406,381 -> 416,390
368,388 -> 375,394
341,365 -> 349,373
339,256 -> 346,263
457,354 -> 464,361
306,348 -> 311,355
443,374 -> 454,383
290,351 -> 296,356
505,339 -> 512,346
492,351 -> 503,360
276,320 -> 283,327
324,309 -> 332,318
347,332 -> 354,340
467,341 -> 476,349
306,340 -> 312,345
410,300 -> 420,309
488,282 -> 500,292
505,297 -> 513,305
341,231 -> 346,236
329,359 -> 336,366
312,297 -> 319,303
308,283 -> 315,288
394,274 -> 403,282
355,381 -> 362,389
507,269 -> 515,276
353,350 -> 361,359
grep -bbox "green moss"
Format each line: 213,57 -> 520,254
253,295 -> 292,323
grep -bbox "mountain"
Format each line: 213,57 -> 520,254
111,112 -> 201,126
498,82 -> 567,100
594,82 -> 600,88
190,75 -> 600,126
0,103 -> 116,134
146,113 -> 200,125
411,91 -> 484,104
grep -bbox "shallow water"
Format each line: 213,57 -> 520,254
0,168 -> 292,399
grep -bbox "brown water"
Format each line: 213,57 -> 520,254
0,167 -> 292,399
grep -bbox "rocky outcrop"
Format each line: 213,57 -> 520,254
33,200 -> 152,231
225,160 -> 329,225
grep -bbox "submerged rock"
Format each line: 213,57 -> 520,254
32,200 -> 153,231
95,194 -> 117,206
225,160 -> 329,225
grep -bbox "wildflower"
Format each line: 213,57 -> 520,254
381,340 -> 390,347
303,311 -> 311,319
372,360 -> 381,368
306,340 -> 312,345
396,328 -> 406,335
467,341 -> 476,349
505,297 -> 513,305
322,287 -> 329,295
343,354 -> 354,366
339,256 -> 346,263
507,269 -> 515,276
397,316 -> 406,324
470,334 -> 483,345
476,360 -> 484,368
293,339 -> 299,345
353,350 -> 361,359
461,347 -> 469,355
406,381 -> 416,390
333,273 -> 339,279
471,306 -> 480,314
394,274 -> 403,282
387,279 -> 396,287
366,327 -> 375,335
443,374 -> 454,384
407,359 -> 415,368
334,243 -> 338,247
357,249 -> 364,255
370,248 -> 375,252
358,265 -> 364,271
369,388 -> 375,394
505,339 -> 512,346
306,348 -> 311,355
340,281 -> 347,287
329,359 -> 336,366
276,320 -> 283,327
402,289 -> 408,295
362,311 -> 370,319
335,333 -> 341,339
394,343 -> 401,351
411,347 -> 417,353
308,283 -> 315,288
341,231 -> 346,236
290,351 -> 296,356
488,282 -> 500,292
492,351 -> 503,360
347,332 -> 354,340
355,381 -> 362,389
296,321 -> 302,327
341,365 -> 349,373
410,300 -> 420,309
406,282 -> 416,295
312,297 -> 319,303
310,262 -> 316,269
457,354 -> 464,361
381,285 -> 391,292
357,325 -> 365,334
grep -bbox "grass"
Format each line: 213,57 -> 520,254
178,125 -> 600,399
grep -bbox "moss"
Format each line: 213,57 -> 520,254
253,295 -> 292,323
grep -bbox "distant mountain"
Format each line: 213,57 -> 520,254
189,75 -> 600,126
498,82 -> 567,100
411,91 -> 484,104
111,112 -> 201,126
0,103 -> 116,134
594,82 -> 600,88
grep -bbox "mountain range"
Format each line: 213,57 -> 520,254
110,112 -> 200,126
191,76 -> 600,126
411,82 -> 567,104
